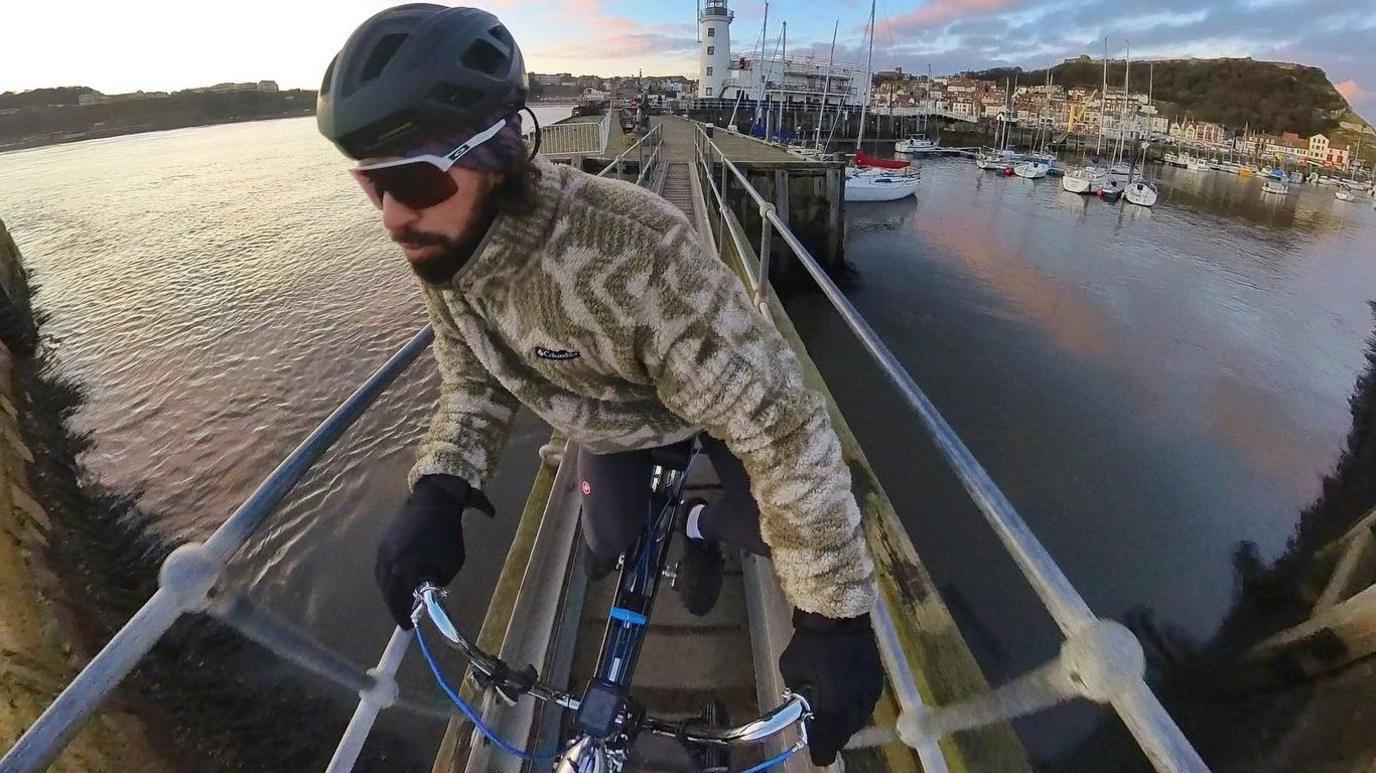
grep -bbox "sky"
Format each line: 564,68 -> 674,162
2,0 -> 1372,119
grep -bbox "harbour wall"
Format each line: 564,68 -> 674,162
0,217 -> 167,771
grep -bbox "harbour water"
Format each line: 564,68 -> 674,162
0,118 -> 1372,768
788,155 -> 1376,761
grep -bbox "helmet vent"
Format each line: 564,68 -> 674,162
434,84 -> 484,110
461,38 -> 506,76
361,33 -> 409,82
488,24 -> 514,47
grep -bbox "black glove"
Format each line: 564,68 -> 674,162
779,609 -> 884,766
374,474 -> 494,629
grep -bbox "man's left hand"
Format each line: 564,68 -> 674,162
779,609 -> 884,766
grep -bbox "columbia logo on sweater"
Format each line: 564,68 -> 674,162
534,346 -> 581,361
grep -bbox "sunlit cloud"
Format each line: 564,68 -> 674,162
875,0 -> 1025,38
1335,79 -> 1372,109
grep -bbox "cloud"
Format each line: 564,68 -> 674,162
876,0 -> 1024,38
1335,79 -> 1372,109
526,0 -> 696,63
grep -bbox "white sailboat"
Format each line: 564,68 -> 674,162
1125,179 -> 1158,207
1061,166 -> 1103,193
844,0 -> 918,202
1106,42 -> 1135,185
1065,38 -> 1110,194
1014,160 -> 1050,179
1124,118 -> 1158,207
895,134 -> 940,153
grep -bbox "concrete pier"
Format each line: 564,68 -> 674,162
655,116 -> 847,282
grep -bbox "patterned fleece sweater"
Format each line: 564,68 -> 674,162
410,157 -> 876,618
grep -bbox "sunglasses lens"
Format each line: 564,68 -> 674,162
351,163 -> 459,210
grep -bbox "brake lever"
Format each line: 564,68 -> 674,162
472,660 -> 540,706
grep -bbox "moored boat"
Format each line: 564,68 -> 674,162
1061,166 -> 1102,193
1125,180 -> 1158,207
845,168 -> 920,201
895,134 -> 941,154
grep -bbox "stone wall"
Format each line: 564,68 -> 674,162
0,217 -> 165,771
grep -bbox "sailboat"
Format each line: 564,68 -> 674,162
845,0 -> 919,201
977,79 -> 1018,169
897,65 -> 942,154
1065,39 -> 1111,194
1124,140 -> 1158,207
1015,70 -> 1054,179
1014,160 -> 1050,178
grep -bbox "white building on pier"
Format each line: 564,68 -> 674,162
694,0 -> 865,108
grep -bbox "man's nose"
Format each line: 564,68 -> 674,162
380,193 -> 419,234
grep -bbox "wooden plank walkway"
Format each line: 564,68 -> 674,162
654,116 -> 807,166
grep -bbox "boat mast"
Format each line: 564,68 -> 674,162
856,0 -> 875,150
1121,41 -> 1132,180
754,2 -> 769,124
779,21 -> 787,139
1096,36 -> 1106,156
926,63 -> 933,135
815,20 -> 837,150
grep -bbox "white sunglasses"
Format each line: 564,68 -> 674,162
350,118 -> 508,209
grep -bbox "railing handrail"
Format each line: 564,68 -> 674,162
690,121 -> 1208,773
597,121 -> 662,180
0,326 -> 435,773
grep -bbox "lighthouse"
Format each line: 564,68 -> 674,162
698,0 -> 733,98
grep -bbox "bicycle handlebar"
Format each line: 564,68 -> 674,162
413,583 -> 811,746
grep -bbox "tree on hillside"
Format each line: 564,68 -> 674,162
0,86 -> 99,109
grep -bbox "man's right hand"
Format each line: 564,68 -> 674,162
375,474 -> 494,629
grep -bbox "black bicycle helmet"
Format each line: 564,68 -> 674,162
317,4 -> 527,159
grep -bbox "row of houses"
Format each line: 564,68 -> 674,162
870,73 -> 1171,137
869,71 -> 1359,168
1165,120 -> 1354,166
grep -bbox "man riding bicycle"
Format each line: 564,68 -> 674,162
317,5 -> 883,765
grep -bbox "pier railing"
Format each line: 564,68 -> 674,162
597,121 -> 662,185
533,111 -> 613,157
691,121 -> 1209,773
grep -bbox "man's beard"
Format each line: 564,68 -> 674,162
394,226 -> 480,286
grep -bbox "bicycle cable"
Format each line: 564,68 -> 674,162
414,623 -> 556,762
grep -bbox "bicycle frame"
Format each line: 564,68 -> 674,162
413,438 -> 811,773
567,447 -> 698,770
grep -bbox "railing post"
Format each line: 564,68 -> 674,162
325,627 -> 412,773
757,203 -> 775,304
719,163 -> 729,240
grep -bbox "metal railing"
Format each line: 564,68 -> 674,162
0,149 -> 675,773
534,120 -> 603,157
0,327 -> 436,773
691,121 -> 1209,773
597,121 -> 662,186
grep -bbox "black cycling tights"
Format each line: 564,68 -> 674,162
576,435 -> 770,573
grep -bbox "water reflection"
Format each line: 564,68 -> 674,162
796,155 -> 1376,763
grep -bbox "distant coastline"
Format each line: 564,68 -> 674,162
1,97 -> 590,154
0,108 -> 314,154
0,87 -> 316,154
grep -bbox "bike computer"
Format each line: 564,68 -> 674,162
576,680 -> 626,739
